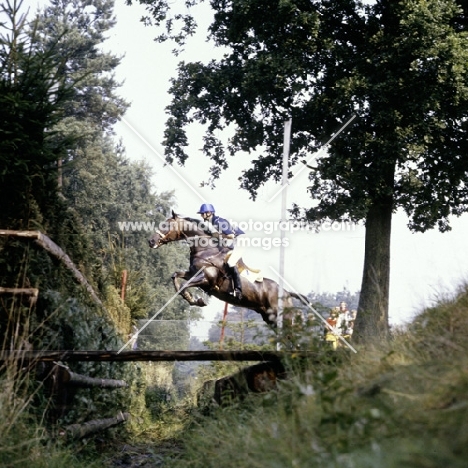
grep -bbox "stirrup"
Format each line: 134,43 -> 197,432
231,288 -> 242,300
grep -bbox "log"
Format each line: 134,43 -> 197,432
59,411 -> 130,439
213,361 -> 286,405
0,287 -> 39,296
0,350 -> 317,363
0,287 -> 39,305
65,370 -> 128,388
54,363 -> 128,388
0,229 -> 105,311
197,361 -> 287,407
0,229 -> 42,240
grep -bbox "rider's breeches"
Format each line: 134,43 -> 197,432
227,247 -> 243,267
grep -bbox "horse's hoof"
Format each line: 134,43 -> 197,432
196,298 -> 207,307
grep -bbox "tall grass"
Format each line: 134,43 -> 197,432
0,300 -> 100,468
166,285 -> 468,468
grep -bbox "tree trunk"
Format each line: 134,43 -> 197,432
354,200 -> 393,341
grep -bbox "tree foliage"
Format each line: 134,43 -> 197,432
34,0 -> 128,133
30,0 -> 195,332
1,0 -> 197,438
131,0 -> 468,339
0,0 -> 74,230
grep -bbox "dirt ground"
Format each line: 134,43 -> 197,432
105,440 -> 183,467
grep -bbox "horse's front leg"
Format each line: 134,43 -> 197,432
172,270 -> 208,307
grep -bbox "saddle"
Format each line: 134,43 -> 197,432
224,252 -> 263,283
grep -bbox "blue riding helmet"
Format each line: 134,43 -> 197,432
198,203 -> 215,214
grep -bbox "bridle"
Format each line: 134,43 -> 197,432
152,218 -> 201,247
153,224 -> 187,247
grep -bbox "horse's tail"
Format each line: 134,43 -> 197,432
287,291 -> 310,306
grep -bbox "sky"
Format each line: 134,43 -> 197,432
20,0 -> 468,333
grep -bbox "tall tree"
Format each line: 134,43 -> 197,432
0,0 -> 72,230
34,0 -> 128,134
33,0 -> 129,208
131,0 -> 468,340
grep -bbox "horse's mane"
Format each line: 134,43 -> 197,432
175,215 -> 215,236
181,215 -> 201,225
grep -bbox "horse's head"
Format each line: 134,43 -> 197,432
148,210 -> 209,249
148,229 -> 166,249
148,211 -> 180,249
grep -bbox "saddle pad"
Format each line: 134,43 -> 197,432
224,253 -> 263,282
240,268 -> 264,283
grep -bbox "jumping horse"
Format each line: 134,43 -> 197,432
148,211 -> 305,327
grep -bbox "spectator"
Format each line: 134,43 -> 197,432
325,307 -> 339,350
128,325 -> 139,350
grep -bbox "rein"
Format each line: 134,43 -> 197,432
155,218 -> 217,248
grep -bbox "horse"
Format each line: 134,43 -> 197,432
148,211 -> 305,327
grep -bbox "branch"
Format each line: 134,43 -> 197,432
0,229 -> 105,311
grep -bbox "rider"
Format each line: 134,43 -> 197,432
197,203 -> 245,300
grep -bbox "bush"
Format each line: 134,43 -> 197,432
166,285 -> 468,467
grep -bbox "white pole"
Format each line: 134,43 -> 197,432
277,118 -> 291,342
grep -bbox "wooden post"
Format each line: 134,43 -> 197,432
219,302 -> 229,349
54,363 -> 128,388
120,270 -> 128,302
278,118 -> 291,342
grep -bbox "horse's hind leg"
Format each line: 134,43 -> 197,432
259,309 -> 277,328
172,270 -> 208,307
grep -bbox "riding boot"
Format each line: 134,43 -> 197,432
230,265 -> 242,300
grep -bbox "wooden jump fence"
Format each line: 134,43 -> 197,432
1,349 -> 315,363
0,229 -> 316,437
35,361 -> 131,439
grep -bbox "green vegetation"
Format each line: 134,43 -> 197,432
0,0 -> 195,464
1,0 -> 468,465
4,282 -> 467,466
159,285 -> 468,468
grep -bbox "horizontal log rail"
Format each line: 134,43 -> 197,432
0,287 -> 39,296
1,350 -> 318,363
0,287 -> 39,305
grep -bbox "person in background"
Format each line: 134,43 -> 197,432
325,307 -> 339,350
128,325 -> 138,350
336,301 -> 349,336
346,309 -> 357,336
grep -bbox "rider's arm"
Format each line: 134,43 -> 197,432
213,216 -> 237,237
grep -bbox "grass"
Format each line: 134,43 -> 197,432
0,333 -> 101,468
161,285 -> 468,468
2,284 -> 468,467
